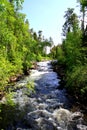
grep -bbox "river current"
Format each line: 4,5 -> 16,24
3,61 -> 87,130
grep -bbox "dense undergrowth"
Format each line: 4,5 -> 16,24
50,4 -> 87,105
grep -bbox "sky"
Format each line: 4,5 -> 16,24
22,0 -> 79,45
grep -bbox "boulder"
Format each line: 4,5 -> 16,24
53,108 -> 71,122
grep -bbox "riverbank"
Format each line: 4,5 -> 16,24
0,61 -> 38,101
51,60 -> 87,122
51,61 -> 65,89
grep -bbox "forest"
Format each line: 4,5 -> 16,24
0,0 -> 52,99
50,0 -> 87,103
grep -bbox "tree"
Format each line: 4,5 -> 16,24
77,0 -> 87,32
49,37 -> 54,46
62,8 -> 79,37
9,0 -> 24,10
38,30 -> 42,41
33,32 -> 38,41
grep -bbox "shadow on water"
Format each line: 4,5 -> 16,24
0,102 -> 37,130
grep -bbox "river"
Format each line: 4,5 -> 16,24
1,61 -> 87,130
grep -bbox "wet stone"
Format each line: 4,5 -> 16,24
36,117 -> 58,130
77,124 -> 87,130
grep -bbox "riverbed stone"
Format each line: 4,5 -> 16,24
71,112 -> 83,120
27,109 -> 52,119
77,124 -> 87,130
24,116 -> 40,130
36,117 -> 58,130
53,108 -> 71,122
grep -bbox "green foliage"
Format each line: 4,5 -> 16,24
50,7 -> 87,102
62,31 -> 82,70
66,65 -> 87,97
26,81 -> 35,95
56,46 -> 66,65
5,92 -> 15,106
62,8 -> 79,36
0,56 -> 13,91
36,54 -> 43,61
0,91 -> 16,129
0,0 -> 52,94
50,46 -> 58,59
26,81 -> 35,92
77,0 -> 87,9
